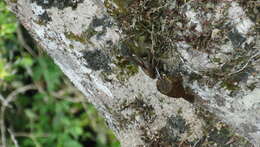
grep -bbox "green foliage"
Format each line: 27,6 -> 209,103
0,1 -> 119,147
33,57 -> 62,92
0,2 -> 17,38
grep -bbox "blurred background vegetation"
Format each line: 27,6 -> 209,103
0,1 -> 120,147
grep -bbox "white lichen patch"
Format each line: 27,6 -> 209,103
185,10 -> 202,32
228,2 -> 245,24
236,18 -> 254,35
190,81 -> 215,101
228,2 -> 254,35
33,23 -> 46,38
177,47 -> 218,72
249,131 -> 260,146
179,104 -> 204,142
214,3 -> 228,21
237,88 -> 260,110
90,74 -> 113,97
219,41 -> 234,53
90,27 -> 120,49
103,28 -> 120,45
60,1 -> 100,34
31,2 -> 45,15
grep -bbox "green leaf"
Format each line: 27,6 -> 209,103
25,109 -> 37,120
0,23 -> 17,36
40,57 -> 62,92
63,139 -> 82,147
0,59 -> 9,79
32,56 -> 62,92
33,93 -> 45,100
69,126 -> 83,138
17,56 -> 34,67
112,141 -> 121,147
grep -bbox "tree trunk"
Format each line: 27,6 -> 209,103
5,0 -> 260,146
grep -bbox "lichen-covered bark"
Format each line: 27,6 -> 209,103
5,0 -> 259,146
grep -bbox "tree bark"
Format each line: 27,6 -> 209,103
5,0 -> 260,146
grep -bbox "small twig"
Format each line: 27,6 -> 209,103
1,105 -> 7,147
16,24 -> 37,57
178,134 -> 189,147
192,138 -> 201,147
7,129 -> 19,147
5,85 -> 37,105
53,95 -> 87,103
155,67 -> 161,79
12,132 -> 48,147
178,53 -> 203,76
0,94 -> 5,102
228,51 -> 260,76
0,84 -> 37,147
225,137 -> 236,145
14,132 -> 49,138
151,24 -> 155,54
0,94 -> 10,108
50,81 -> 87,103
